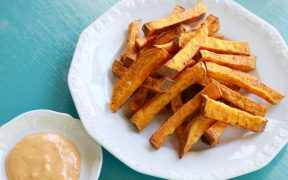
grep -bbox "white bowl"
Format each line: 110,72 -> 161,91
0,110 -> 102,180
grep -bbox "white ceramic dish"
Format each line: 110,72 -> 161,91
0,110 -> 102,180
68,0 -> 288,179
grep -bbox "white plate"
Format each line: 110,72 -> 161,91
68,0 -> 288,179
0,110 -> 102,180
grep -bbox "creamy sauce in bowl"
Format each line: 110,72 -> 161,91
6,132 -> 80,180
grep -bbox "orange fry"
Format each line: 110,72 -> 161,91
112,60 -> 127,78
178,35 -> 250,55
136,35 -> 157,49
200,50 -> 256,71
205,15 -> 220,34
135,5 -> 185,49
175,31 -> 196,48
131,62 -> 206,130
217,80 -> 240,91
175,123 -> 187,141
138,45 -> 155,56
157,24 -> 208,78
153,25 -> 185,45
199,77 -> 267,116
175,15 -> 220,48
110,48 -> 169,112
171,5 -> 186,14
154,41 -> 177,53
206,62 -> 284,104
171,95 -> 187,142
201,95 -> 267,133
142,3 -> 207,36
149,82 -> 221,149
186,59 -> 197,67
210,33 -> 225,39
195,15 -> 220,35
125,88 -> 149,118
112,60 -> 174,93
171,95 -> 183,112
201,37 -> 250,55
141,77 -> 174,93
179,115 -> 215,158
151,5 -> 187,46
199,77 -> 240,92
122,20 -> 141,67
203,121 -> 227,145
218,83 -> 267,116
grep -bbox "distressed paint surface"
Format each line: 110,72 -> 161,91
0,0 -> 287,179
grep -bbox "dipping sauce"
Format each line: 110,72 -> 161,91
6,132 -> 80,180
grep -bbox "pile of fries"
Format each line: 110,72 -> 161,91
110,3 -> 284,158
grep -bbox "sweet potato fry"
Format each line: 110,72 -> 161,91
149,82 -> 222,149
201,37 -> 250,55
125,88 -> 149,118
142,2 -> 207,36
200,50 -> 256,71
131,62 -> 206,130
153,25 -> 185,45
175,31 -> 196,47
198,77 -> 240,92
218,83 -> 267,116
110,48 -> 169,112
175,123 -> 187,141
205,62 -> 285,104
152,6 -> 186,46
201,95 -> 267,132
195,15 -> 220,35
135,6 -> 185,50
171,95 -> 183,112
210,33 -> 225,39
112,60 -> 127,78
174,15 -> 219,48
186,59 -> 197,67
201,81 -> 267,144
203,121 -> 227,145
154,41 -> 177,53
157,24 -> 208,78
112,60 -> 174,93
171,95 -> 187,141
122,20 -> 141,67
179,115 -> 215,158
205,15 -> 220,34
177,36 -> 250,55
136,35 -> 157,49
197,76 -> 211,87
138,45 -> 155,56
171,5 -> 186,14
141,77 -> 174,93
216,79 -> 240,91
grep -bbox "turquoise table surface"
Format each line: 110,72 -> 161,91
0,0 -> 287,179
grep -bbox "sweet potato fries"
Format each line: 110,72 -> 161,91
109,2 -> 285,158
